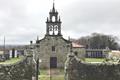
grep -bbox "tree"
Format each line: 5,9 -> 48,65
72,33 -> 120,50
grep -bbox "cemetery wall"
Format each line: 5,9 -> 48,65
65,55 -> 120,80
0,56 -> 35,80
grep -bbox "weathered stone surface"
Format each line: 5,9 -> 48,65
35,36 -> 71,68
65,54 -> 120,80
0,56 -> 35,80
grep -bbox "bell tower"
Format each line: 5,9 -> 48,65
46,2 -> 62,36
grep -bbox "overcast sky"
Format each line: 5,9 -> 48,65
0,0 -> 120,45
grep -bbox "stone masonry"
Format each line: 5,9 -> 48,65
35,36 -> 71,68
65,54 -> 120,80
0,55 -> 35,80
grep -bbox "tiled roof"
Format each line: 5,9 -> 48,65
72,42 -> 85,48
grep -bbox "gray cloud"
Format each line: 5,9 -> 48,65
0,0 -> 120,44
62,0 -> 120,39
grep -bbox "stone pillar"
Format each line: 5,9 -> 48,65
64,54 -> 75,80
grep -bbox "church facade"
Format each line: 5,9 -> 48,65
33,3 -> 72,68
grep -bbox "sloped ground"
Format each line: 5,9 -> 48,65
0,56 -> 24,64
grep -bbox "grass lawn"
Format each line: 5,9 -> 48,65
39,69 -> 64,80
39,75 -> 64,80
0,56 -> 24,64
85,58 -> 105,62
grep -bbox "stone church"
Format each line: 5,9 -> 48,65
30,3 -> 85,68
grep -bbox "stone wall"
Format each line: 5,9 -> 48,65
65,54 -> 120,80
0,56 -> 35,80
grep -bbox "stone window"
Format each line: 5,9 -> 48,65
52,46 -> 55,51
74,51 -> 78,56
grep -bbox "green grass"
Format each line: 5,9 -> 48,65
0,56 -> 24,64
40,69 -> 64,75
39,75 -> 64,80
85,58 -> 105,62
39,69 -> 64,80
40,69 -> 48,75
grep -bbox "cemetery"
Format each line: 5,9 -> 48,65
0,50 -> 35,80
0,1 -> 120,80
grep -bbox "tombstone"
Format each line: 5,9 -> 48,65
9,50 -> 12,58
12,49 -> 15,58
9,49 -> 19,58
15,50 -> 17,57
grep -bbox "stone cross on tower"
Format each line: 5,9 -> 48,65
46,1 -> 62,36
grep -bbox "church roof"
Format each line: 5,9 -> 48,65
72,42 -> 85,48
36,35 -> 71,44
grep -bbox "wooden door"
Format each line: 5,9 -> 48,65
50,57 -> 57,68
